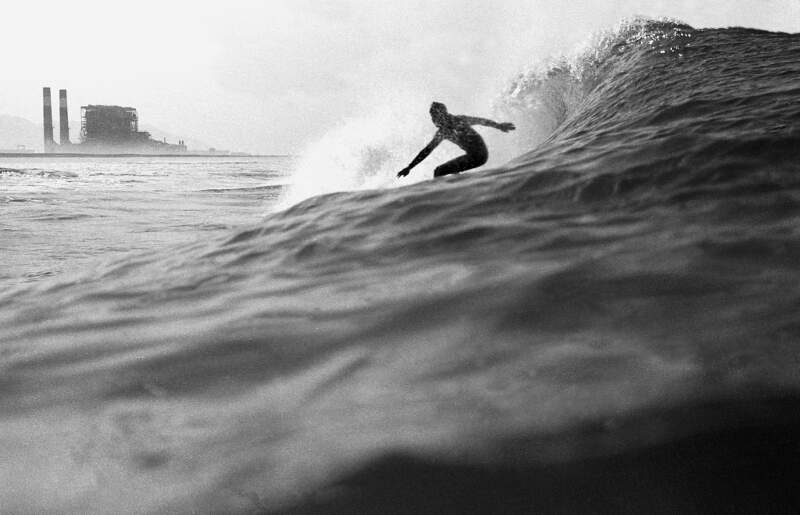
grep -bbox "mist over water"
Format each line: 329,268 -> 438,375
279,101 -> 464,207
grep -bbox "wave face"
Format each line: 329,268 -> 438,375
3,20 -> 800,514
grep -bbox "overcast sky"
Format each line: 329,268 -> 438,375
1,0 -> 798,154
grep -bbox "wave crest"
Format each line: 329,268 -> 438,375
494,18 -> 695,155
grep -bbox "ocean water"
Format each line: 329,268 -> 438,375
2,19 -> 800,514
1,157 -> 291,289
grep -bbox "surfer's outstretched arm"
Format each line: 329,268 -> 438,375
397,133 -> 443,178
460,116 -> 515,132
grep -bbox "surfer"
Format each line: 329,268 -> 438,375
397,102 -> 515,178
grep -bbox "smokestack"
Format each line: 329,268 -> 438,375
42,87 -> 54,152
59,89 -> 70,145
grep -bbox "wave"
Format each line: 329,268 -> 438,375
2,19 -> 800,514
493,18 -> 694,153
500,19 -> 800,201
281,18 -> 800,209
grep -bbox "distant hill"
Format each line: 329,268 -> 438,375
0,114 -> 41,152
0,114 -> 215,153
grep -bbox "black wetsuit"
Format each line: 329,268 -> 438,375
397,108 -> 512,179
432,116 -> 489,177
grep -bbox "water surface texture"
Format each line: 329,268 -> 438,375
2,20 -> 800,514
1,156 -> 290,288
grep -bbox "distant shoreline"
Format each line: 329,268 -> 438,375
0,152 -> 291,158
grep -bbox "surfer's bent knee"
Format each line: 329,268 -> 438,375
434,153 -> 486,177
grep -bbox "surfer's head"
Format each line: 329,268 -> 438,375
430,102 -> 448,126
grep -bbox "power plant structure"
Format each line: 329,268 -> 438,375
42,87 -> 55,153
42,87 -> 187,154
59,89 -> 70,146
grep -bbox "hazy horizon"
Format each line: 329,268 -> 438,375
2,0 -> 798,154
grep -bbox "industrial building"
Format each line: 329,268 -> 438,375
42,87 -> 187,154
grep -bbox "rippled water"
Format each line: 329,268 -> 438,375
2,19 -> 800,514
1,157 -> 291,288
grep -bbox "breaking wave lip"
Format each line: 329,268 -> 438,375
489,18 -> 800,206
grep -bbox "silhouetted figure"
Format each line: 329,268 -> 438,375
397,102 -> 515,178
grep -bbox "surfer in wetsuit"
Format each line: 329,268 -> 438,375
397,102 -> 515,178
